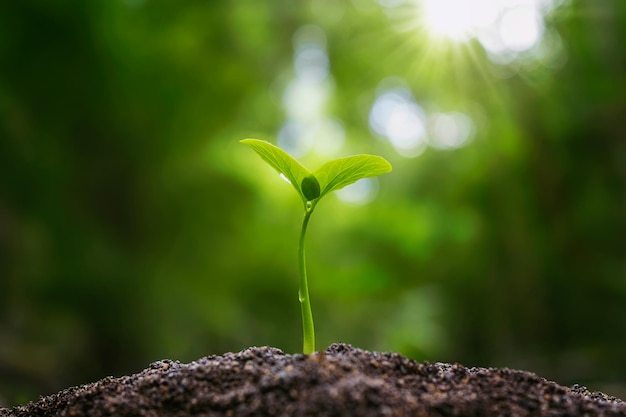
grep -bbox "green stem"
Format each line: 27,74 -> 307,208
299,202 -> 316,354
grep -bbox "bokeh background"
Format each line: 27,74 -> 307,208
1,0 -> 625,406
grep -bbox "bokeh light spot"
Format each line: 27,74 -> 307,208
277,120 -> 311,158
499,6 -> 544,52
336,178 -> 379,205
428,112 -> 474,150
310,118 -> 346,157
294,45 -> 329,83
369,87 -> 427,158
282,77 -> 330,123
292,24 -> 327,51
279,25 -> 340,159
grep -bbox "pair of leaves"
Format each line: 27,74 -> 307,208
240,139 -> 392,204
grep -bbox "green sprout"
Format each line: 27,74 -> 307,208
240,139 -> 392,354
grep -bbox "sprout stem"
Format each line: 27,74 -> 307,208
298,203 -> 316,354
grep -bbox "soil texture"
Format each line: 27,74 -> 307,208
1,343 -> 624,416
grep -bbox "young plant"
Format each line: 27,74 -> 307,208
240,139 -> 392,354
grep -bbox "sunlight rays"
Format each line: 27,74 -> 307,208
276,0 -> 569,161
380,0 -> 567,65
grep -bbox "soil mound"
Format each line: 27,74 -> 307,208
2,343 -> 625,416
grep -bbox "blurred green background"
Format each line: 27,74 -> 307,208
1,0 -> 625,406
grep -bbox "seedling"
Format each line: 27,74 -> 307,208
240,139 -> 392,354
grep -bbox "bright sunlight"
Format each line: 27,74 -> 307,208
422,0 -> 497,41
421,0 -> 497,41
415,0 -> 564,62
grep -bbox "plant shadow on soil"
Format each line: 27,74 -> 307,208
1,343 -> 625,416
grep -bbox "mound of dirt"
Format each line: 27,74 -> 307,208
2,343 -> 625,416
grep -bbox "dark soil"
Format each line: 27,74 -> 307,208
2,343 -> 624,417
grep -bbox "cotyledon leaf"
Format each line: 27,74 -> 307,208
314,154 -> 392,198
240,139 -> 313,202
301,175 -> 321,201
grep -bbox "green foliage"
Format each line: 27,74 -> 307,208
241,139 -> 392,353
315,155 -> 393,199
240,138 -> 392,203
239,139 -> 314,203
